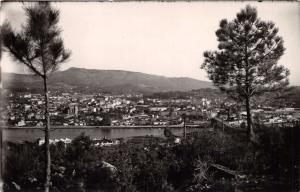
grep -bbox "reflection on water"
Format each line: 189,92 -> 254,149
3,127 -> 199,142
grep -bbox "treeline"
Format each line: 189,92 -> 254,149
3,127 -> 299,192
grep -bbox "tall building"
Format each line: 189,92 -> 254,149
68,103 -> 78,116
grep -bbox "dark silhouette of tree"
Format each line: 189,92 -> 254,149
1,2 -> 71,191
201,5 -> 289,142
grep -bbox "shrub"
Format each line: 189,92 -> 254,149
3,126 -> 299,191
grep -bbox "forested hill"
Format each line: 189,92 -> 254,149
3,67 -> 213,94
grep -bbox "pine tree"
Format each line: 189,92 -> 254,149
2,2 -> 71,191
201,5 -> 289,142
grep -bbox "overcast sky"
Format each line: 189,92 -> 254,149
1,2 -> 300,85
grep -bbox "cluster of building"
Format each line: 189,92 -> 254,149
4,90 -> 300,128
216,101 -> 300,128
5,91 -> 221,127
38,137 -> 120,147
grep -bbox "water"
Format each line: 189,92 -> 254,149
2,127 -> 199,142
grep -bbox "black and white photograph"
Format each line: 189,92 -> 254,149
0,1 -> 299,191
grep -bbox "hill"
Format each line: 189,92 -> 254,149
2,67 -> 213,94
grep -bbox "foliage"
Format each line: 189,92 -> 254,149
201,5 -> 289,140
4,141 -> 44,191
202,5 -> 288,98
3,127 -> 299,192
1,2 -> 71,78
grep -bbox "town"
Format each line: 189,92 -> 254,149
1,2 -> 299,191
4,88 -> 300,129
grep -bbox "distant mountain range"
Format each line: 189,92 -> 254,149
2,67 -> 213,94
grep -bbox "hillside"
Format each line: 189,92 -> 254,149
2,67 -> 213,94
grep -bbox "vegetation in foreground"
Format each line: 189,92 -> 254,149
3,126 -> 299,192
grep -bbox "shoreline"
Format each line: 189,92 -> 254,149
0,124 -> 207,130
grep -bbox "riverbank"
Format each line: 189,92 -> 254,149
1,123 -> 207,129
1,126 -> 201,142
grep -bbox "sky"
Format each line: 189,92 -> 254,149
1,2 -> 300,85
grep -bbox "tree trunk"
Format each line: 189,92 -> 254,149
183,115 -> 186,140
43,77 -> 51,192
245,96 -> 256,142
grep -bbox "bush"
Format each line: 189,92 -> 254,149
3,127 -> 299,191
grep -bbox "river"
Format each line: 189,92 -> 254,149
2,126 -> 200,142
